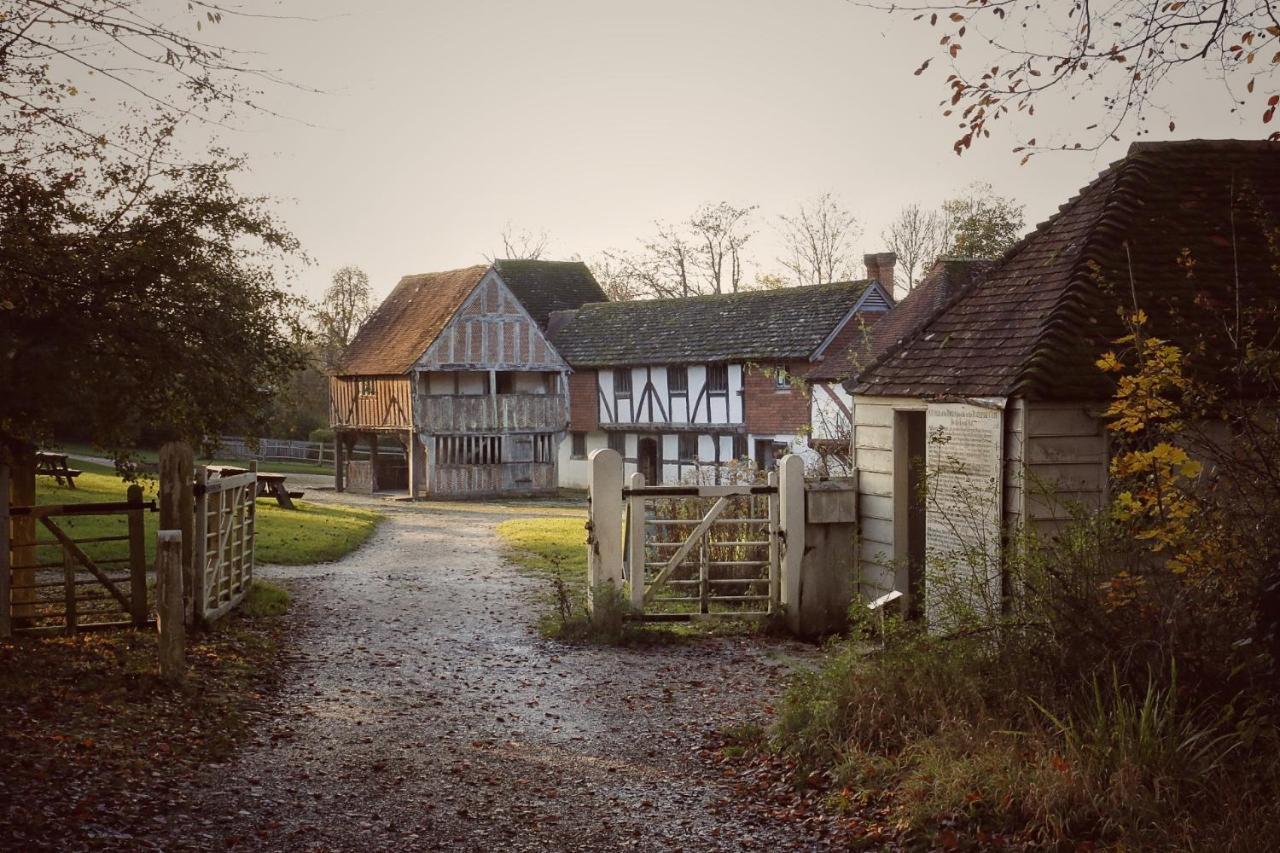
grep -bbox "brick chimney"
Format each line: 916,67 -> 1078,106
864,252 -> 898,291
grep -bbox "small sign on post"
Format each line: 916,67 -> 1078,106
155,529 -> 186,685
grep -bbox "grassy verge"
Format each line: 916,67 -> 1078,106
495,516 -> 762,644
0,579 -> 290,848
769,612 -> 1280,850
33,465 -> 382,566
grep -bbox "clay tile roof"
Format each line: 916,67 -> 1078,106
854,139 -> 1280,400
493,260 -> 608,329
337,266 -> 487,375
550,281 -> 873,367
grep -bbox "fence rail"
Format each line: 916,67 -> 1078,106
215,435 -> 400,466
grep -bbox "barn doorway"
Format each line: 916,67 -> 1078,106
637,436 -> 661,485
894,411 -> 927,620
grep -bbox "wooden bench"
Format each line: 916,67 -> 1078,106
35,451 -> 81,488
204,466 -> 302,510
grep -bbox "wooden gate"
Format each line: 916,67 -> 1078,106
195,469 -> 256,623
586,450 -> 805,622
624,475 -> 781,619
1,478 -> 156,636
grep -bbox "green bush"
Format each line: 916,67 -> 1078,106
308,427 -> 335,444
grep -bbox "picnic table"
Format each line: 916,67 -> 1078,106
204,465 -> 303,510
35,451 -> 81,487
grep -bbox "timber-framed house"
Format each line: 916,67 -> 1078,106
329,260 -> 606,497
548,276 -> 894,487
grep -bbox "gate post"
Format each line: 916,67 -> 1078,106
586,448 -> 623,608
126,484 -> 147,626
156,530 -> 186,685
158,442 -> 194,626
627,472 -> 647,609
1,464 -> 9,638
778,454 -> 805,614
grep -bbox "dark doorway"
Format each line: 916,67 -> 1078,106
754,439 -> 784,472
637,436 -> 660,485
894,411 -> 928,620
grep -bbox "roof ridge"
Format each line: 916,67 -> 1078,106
1011,148 -> 1148,396
578,279 -> 870,311
852,158 -> 1128,392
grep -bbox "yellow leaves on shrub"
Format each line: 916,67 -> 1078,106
1102,310 -> 1212,583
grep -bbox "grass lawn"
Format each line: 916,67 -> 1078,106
31,463 -> 382,567
496,516 -> 588,590
56,442 -> 332,477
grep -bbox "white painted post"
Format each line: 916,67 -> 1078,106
778,454 -> 805,613
586,449 -> 624,607
156,530 -> 186,685
767,469 -> 780,614
627,472 -> 647,610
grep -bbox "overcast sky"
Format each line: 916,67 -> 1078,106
207,0 -> 1249,303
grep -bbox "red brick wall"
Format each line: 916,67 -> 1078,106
809,311 -> 884,381
567,369 -> 599,431
743,362 -> 810,434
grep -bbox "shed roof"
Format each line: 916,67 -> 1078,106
549,280 -> 874,367
337,266 -> 487,376
493,259 -> 607,329
854,140 -> 1280,400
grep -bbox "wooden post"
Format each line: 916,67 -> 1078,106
159,442 -> 195,627
126,484 -> 147,626
586,448 -> 624,609
10,447 -> 36,626
627,472 -> 647,610
63,547 -> 77,635
155,530 -> 186,685
334,433 -> 345,492
767,469 -> 781,614
779,454 -> 805,616
368,433 -> 378,492
194,467 -> 208,622
0,464 -> 10,638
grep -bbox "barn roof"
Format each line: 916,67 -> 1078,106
337,266 -> 487,376
550,280 -> 874,367
493,259 -> 607,329
854,140 -> 1280,400
336,260 -> 608,376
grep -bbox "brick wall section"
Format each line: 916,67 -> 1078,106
743,362 -> 811,434
567,369 -> 599,431
807,311 -> 884,382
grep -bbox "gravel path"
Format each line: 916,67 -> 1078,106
160,493 -> 827,852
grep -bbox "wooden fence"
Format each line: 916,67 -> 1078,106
215,435 -> 401,466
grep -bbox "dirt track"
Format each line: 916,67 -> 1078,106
158,493 -> 827,852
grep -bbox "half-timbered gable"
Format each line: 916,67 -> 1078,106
847,140 -> 1280,619
551,278 -> 894,486
329,260 -> 605,498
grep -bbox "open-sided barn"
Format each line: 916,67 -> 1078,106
329,260 -> 605,498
